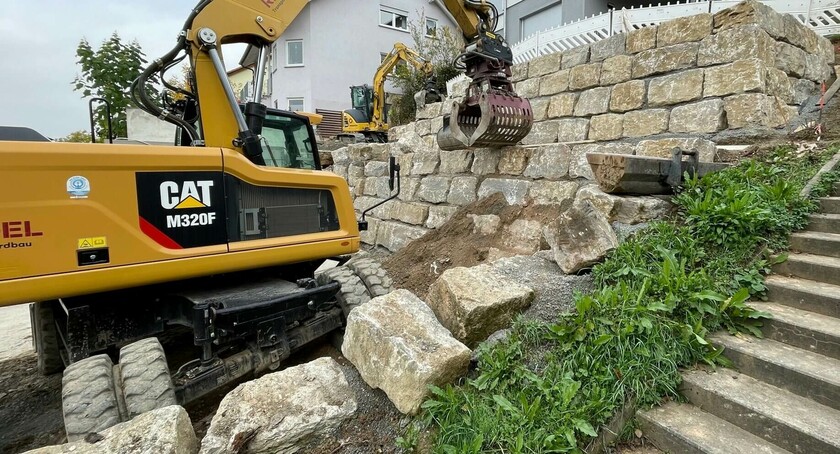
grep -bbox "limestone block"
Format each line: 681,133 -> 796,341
523,143 -> 572,180
469,214 -> 501,235
498,146 -> 531,175
613,197 -> 674,224
633,42 -> 699,78
548,92 -> 578,118
427,265 -> 534,348
330,164 -> 348,180
570,143 -> 634,180
515,78 -> 541,99
388,125 -> 410,142
471,148 -> 502,174
657,13 -> 712,47
589,114 -> 624,141
791,78 -> 816,105
635,137 -> 716,162
697,26 -> 774,67
531,97 -> 551,122
819,37 -> 836,65
724,93 -> 784,129
415,119 -> 432,136
417,176 -> 451,203
391,201 -> 430,225
448,176 -> 479,206
622,109 -> 670,138
347,163 -> 366,186
478,178 -> 532,205
648,69 -> 704,107
331,147 -> 350,166
591,34 -> 627,62
543,202 -> 619,274
439,150 -> 474,174
775,41 -> 807,78
627,26 -> 657,53
203,360 -> 356,451
522,120 -> 559,145
610,80 -> 646,113
600,55 -> 633,86
704,59 -> 767,97
365,161 -> 388,177
376,221 -> 428,251
416,102 -> 442,120
557,118 -> 590,142
410,150 -> 440,175
398,177 -> 422,202
569,63 -> 602,90
562,45 -> 590,69
713,0 -> 785,39
804,53 -> 832,83
363,176 -> 392,198
343,290 -> 471,414
348,143 -> 391,162
539,69 -> 571,96
427,205 -> 460,229
31,406 -> 198,454
573,87 -> 611,117
766,68 -> 795,104
529,52 -> 563,78
511,62 -> 529,82
431,116 -> 444,135
354,196 -> 393,219
502,219 -> 545,254
670,99 -> 726,134
529,180 -> 579,206
574,185 -> 617,219
782,13 -> 821,56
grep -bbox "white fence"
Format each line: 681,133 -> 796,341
512,0 -> 840,64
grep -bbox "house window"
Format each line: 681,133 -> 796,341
288,98 -> 304,111
286,40 -> 304,67
380,9 -> 408,31
425,18 -> 438,37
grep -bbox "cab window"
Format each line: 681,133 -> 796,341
259,113 -> 317,169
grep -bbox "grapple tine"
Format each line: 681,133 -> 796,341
438,90 -> 532,151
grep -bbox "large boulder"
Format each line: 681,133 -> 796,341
26,406 -> 197,454
426,265 -> 534,348
199,357 -> 356,454
342,290 -> 471,415
543,202 -> 619,274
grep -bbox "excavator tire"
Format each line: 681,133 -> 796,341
346,258 -> 393,298
32,301 -> 64,375
316,266 -> 371,318
118,338 -> 177,419
62,355 -> 122,441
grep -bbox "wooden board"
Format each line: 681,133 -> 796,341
587,152 -> 730,194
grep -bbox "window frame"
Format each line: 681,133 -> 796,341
285,39 -> 304,67
287,97 -> 304,112
425,17 -> 438,38
379,8 -> 409,32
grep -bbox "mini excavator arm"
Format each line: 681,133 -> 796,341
369,43 -> 437,130
131,0 -> 309,163
436,0 -> 533,150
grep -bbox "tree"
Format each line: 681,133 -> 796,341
57,130 -> 92,143
73,33 -> 156,140
390,12 -> 464,126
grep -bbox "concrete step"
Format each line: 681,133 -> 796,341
807,213 -> 840,234
773,253 -> 840,287
820,197 -> 840,214
711,332 -> 840,411
749,302 -> 840,361
681,368 -> 840,453
638,402 -> 790,454
834,182 -> 840,196
765,275 -> 840,318
790,231 -> 840,258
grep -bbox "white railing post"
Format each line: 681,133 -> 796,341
807,0 -> 814,27
536,30 -> 542,56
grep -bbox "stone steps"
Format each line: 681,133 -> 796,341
773,253 -> 840,287
819,197 -> 840,214
681,368 -> 840,453
749,302 -> 840,361
765,275 -> 840,318
789,231 -> 840,258
638,402 -> 791,454
806,213 -> 840,234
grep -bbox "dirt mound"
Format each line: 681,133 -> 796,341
382,194 -> 566,297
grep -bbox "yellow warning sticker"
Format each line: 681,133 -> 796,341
77,237 -> 107,250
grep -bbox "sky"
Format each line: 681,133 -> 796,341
0,1 -> 245,139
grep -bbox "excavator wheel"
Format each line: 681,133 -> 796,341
316,266 -> 371,318
62,355 -> 122,441
346,257 -> 393,298
118,338 -> 177,419
32,301 -> 64,375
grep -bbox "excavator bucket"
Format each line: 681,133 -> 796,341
437,91 -> 533,151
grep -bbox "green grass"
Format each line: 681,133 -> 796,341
406,144 -> 838,454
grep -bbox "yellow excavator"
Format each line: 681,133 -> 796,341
340,42 -> 439,143
0,0 -> 531,439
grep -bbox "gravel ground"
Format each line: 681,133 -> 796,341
0,305 -> 33,362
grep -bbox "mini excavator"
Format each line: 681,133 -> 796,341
0,0 -> 532,439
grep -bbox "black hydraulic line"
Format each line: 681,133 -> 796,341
88,97 -> 113,144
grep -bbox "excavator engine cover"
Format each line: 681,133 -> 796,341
437,89 -> 533,151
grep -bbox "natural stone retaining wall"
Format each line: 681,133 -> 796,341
328,1 -> 833,253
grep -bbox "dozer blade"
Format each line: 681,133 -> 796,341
437,90 -> 533,151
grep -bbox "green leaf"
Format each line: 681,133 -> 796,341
492,394 -> 519,415
594,334 -> 613,346
574,419 -> 598,437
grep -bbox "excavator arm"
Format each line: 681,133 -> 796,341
436,0 -> 533,150
369,43 -> 437,132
